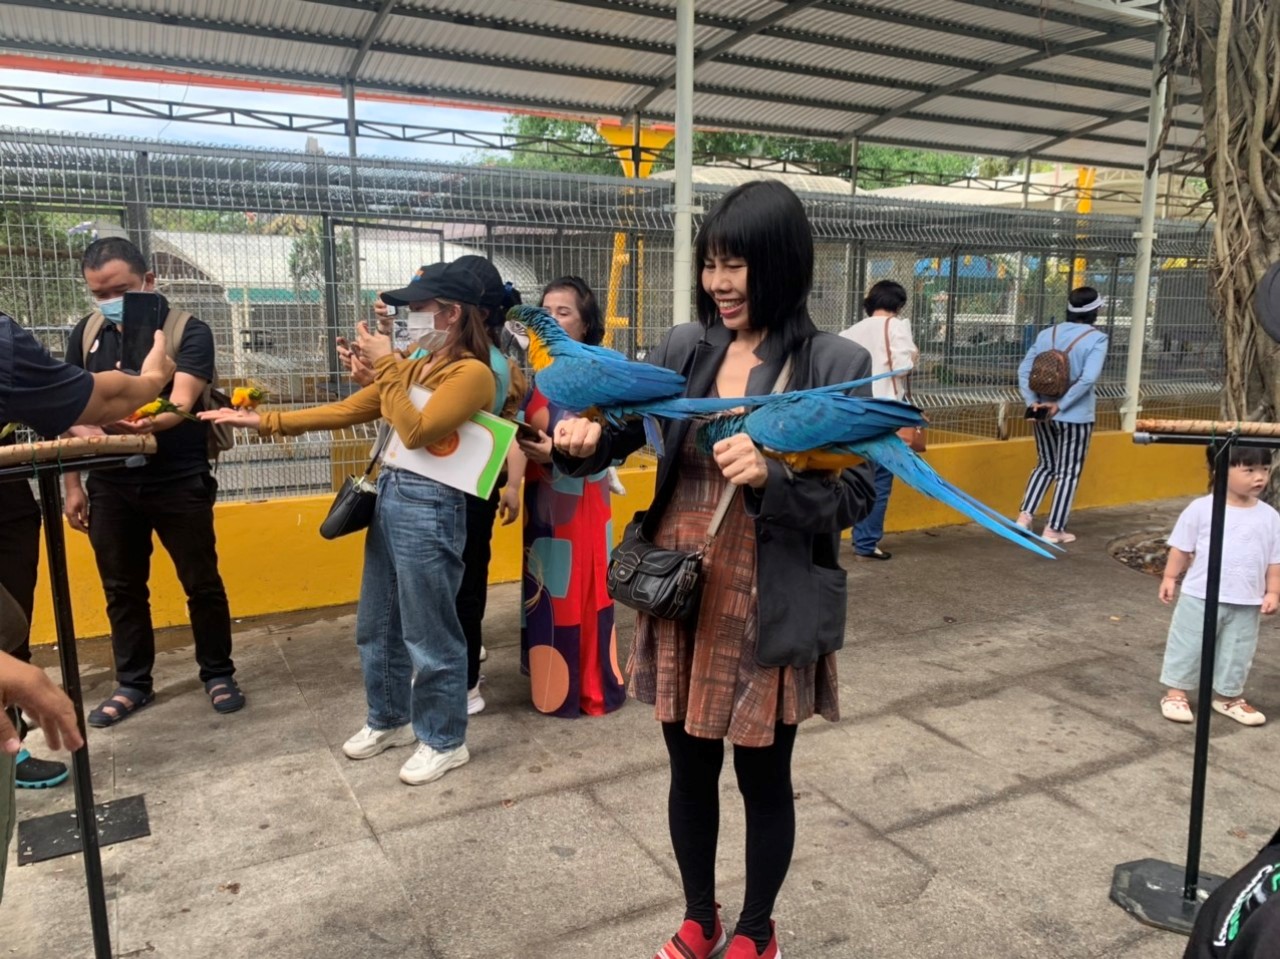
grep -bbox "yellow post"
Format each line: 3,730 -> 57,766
1074,166 -> 1097,281
595,121 -> 676,347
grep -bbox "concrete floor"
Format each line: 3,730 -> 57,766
4,498 -> 1280,959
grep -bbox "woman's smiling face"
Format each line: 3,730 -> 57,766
701,254 -> 749,329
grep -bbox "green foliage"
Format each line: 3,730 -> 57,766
288,221 -> 355,306
480,116 -> 618,176
484,115 -> 1010,188
150,208 -> 264,234
0,206 -> 91,329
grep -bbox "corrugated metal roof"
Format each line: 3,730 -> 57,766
0,0 -> 1196,169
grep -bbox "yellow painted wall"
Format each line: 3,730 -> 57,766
30,434 -> 1204,645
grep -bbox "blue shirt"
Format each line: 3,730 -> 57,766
0,314 -> 94,438
1018,321 -> 1109,424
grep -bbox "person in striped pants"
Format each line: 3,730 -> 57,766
1015,287 -> 1111,544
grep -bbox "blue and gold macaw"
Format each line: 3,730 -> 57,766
509,304 -> 891,451
697,394 -> 1058,559
509,303 -> 693,451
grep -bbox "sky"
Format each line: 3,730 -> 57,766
0,68 -> 515,163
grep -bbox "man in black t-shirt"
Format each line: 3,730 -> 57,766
60,238 -> 243,726
1186,828 -> 1280,959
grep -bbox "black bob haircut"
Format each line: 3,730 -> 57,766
1208,444 -> 1273,472
1068,285 -> 1102,325
541,275 -> 605,347
864,280 -> 908,317
81,237 -> 149,278
694,179 -> 817,361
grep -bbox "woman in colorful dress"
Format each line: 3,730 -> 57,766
551,182 -> 876,959
514,276 -> 626,718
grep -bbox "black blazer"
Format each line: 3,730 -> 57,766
556,320 -> 877,667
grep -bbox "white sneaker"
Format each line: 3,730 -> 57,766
479,644 -> 488,662
467,685 -> 486,715
342,723 -> 416,760
399,742 -> 470,786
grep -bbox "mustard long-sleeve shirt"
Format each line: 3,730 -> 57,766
257,352 -> 496,449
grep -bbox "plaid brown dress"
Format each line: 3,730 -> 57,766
628,432 -> 840,747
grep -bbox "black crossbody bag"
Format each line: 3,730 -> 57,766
319,424 -> 389,540
605,357 -> 791,621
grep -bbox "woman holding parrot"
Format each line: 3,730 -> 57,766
551,180 -> 877,959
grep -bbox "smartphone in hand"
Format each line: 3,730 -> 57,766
121,292 -> 164,373
1025,405 -> 1049,421
514,421 -> 545,443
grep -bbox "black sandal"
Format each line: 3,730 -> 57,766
87,686 -> 155,728
204,677 -> 245,715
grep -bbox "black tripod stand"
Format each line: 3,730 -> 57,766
1112,422 -> 1280,934
1,447 -> 152,959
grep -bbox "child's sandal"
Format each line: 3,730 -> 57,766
1160,695 -> 1193,723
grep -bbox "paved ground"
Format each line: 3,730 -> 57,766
4,497 -> 1280,959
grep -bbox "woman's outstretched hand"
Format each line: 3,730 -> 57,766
553,416 -> 602,459
199,408 -> 261,430
713,433 -> 769,489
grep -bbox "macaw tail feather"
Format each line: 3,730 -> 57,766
642,413 -> 666,457
853,437 -> 1061,560
694,415 -> 749,454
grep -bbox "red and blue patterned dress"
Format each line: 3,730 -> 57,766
520,387 -> 626,717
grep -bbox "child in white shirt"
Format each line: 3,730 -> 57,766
1159,446 -> 1280,726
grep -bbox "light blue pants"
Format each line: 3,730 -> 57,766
356,467 -> 468,751
1159,594 -> 1260,698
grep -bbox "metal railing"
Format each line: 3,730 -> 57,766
0,128 -> 1218,500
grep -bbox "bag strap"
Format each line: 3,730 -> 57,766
364,422 -> 392,478
1062,328 -> 1098,355
882,315 -> 911,401
701,355 -> 793,550
80,311 -> 105,362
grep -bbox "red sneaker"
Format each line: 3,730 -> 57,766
724,922 -> 780,959
654,914 -> 727,959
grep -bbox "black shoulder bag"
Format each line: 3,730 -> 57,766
319,424 -> 389,540
606,357 -> 792,621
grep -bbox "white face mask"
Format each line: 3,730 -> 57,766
404,310 -> 437,342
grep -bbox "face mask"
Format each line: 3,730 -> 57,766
404,311 -> 437,342
96,296 -> 124,324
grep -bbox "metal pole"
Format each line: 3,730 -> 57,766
849,136 -> 859,197
320,213 -> 342,398
1121,18 -> 1168,432
1184,438 -> 1231,899
944,249 -> 960,369
36,469 -> 111,959
123,152 -> 151,265
672,0 -> 695,327
345,82 -> 363,324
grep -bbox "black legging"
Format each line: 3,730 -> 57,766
662,720 -> 798,951
458,490 -> 500,691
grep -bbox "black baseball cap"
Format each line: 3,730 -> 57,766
380,260 -> 485,307
454,255 -> 505,309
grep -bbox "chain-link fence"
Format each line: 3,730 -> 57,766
0,129 -> 1218,500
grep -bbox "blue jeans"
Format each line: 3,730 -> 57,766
1160,594 -> 1260,698
356,467 -> 468,751
852,464 -> 894,555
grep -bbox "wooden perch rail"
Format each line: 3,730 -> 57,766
1136,419 -> 1280,438
0,434 -> 156,468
